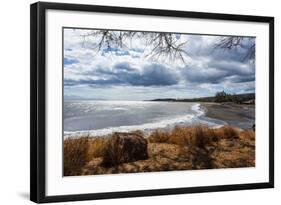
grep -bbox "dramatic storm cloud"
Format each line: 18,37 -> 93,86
64,28 -> 255,100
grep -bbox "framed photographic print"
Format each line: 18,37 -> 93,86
30,1 -> 274,203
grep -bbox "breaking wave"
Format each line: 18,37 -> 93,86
64,103 -> 225,138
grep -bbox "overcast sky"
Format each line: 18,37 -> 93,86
64,28 -> 255,100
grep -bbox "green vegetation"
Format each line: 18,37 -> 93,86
151,91 -> 255,104
214,91 -> 255,104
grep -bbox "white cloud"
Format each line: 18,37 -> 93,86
63,28 -> 255,99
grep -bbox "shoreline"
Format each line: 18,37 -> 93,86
64,102 -> 255,139
64,102 -> 202,138
200,102 -> 255,130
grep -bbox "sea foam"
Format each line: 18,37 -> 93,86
64,103 -> 209,138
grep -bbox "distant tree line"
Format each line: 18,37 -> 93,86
151,91 -> 255,104
214,91 -> 255,104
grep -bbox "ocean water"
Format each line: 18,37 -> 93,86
64,100 -> 225,138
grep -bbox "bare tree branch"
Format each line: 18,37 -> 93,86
214,37 -> 255,61
80,30 -> 188,62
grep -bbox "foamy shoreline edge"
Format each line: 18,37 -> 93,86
64,103 -> 226,139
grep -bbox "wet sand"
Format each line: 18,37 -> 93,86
201,102 -> 255,130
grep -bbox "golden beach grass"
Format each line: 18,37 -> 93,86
64,125 -> 255,176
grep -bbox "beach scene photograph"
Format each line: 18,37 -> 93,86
63,28 -> 255,176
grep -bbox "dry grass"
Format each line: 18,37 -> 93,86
64,125 -> 255,176
64,137 -> 109,176
148,130 -> 170,143
87,138 -> 109,159
239,129 -> 255,147
102,135 -> 124,167
148,125 -> 238,148
64,137 -> 89,176
215,125 -> 239,139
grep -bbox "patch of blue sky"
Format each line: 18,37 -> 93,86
130,48 -> 144,53
64,58 -> 79,65
116,50 -> 130,56
102,47 -> 130,56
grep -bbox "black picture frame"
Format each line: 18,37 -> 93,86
30,1 -> 274,203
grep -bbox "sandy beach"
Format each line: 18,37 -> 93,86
201,102 -> 255,130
